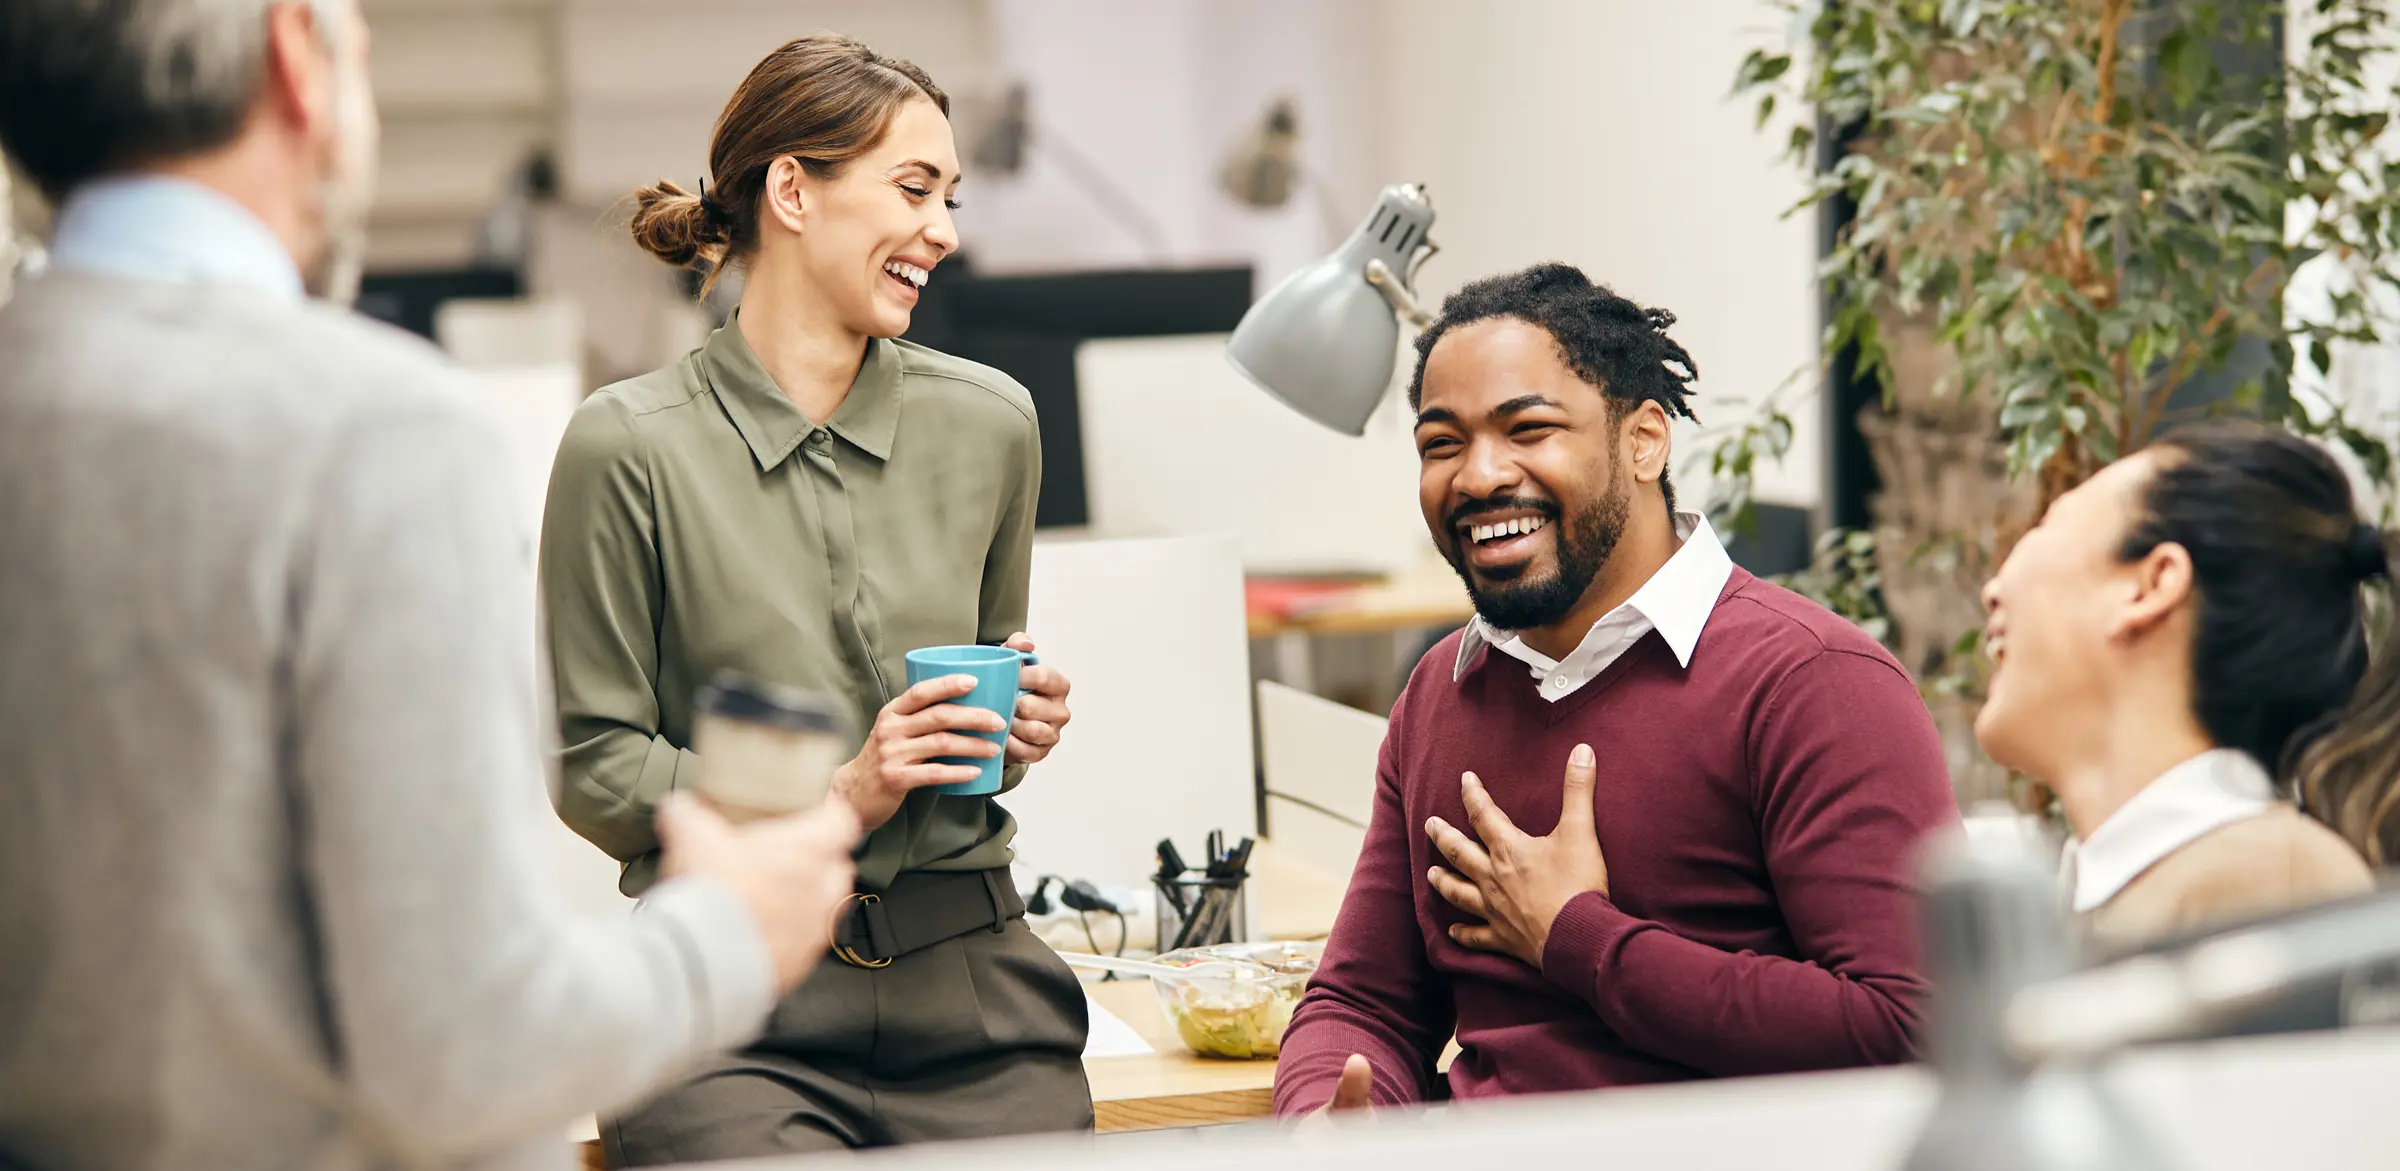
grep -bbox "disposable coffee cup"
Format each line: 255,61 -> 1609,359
690,672 -> 850,822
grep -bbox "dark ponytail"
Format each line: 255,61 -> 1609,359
2125,422 -> 2398,865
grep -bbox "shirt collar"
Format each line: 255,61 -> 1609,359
1453,510 -> 1736,682
2062,748 -> 2279,914
47,175 -> 303,300
700,313 -> 905,471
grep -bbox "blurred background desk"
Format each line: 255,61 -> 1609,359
1245,559 -> 1472,706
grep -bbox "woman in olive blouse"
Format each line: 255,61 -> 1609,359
539,36 -> 1087,1163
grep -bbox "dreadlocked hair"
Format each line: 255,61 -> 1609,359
1406,264 -> 1701,514
1408,263 -> 1701,424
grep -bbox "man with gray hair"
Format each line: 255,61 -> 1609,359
0,4 -> 865,1169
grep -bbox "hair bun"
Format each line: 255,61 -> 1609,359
2347,522 -> 2390,582
628,179 -> 729,269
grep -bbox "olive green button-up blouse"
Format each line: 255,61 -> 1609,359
540,317 -> 1039,894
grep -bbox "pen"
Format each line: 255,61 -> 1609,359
1155,838 -> 1191,917
1220,837 -> 1254,880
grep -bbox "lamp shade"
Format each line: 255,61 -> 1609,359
1225,183 -> 1436,436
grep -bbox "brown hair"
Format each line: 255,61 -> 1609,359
629,34 -> 947,293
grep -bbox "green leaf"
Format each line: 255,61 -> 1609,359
1945,0 -> 1984,37
2159,28 -> 2213,111
1999,395 -> 2052,430
1756,91 -> 1778,131
1734,49 -> 1793,92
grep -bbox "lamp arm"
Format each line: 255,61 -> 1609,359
2005,889 -> 2400,1062
1365,257 -> 1434,329
1035,133 -> 1171,263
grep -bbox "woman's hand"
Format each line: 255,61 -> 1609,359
832,674 -> 1007,832
1001,632 -> 1072,766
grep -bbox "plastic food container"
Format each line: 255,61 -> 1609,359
1148,941 -> 1324,1059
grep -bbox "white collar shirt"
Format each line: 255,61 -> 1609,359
2059,748 -> 2279,914
1452,510 -> 1736,702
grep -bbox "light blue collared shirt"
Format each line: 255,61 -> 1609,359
47,175 -> 304,301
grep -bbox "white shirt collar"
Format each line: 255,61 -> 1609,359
1452,511 -> 1736,700
2060,748 -> 2279,914
47,175 -> 303,301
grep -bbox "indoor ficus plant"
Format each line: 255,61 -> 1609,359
1707,0 -> 2400,804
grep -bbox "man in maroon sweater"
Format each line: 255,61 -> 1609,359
1275,264 -> 1957,1118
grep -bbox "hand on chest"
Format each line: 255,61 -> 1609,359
1408,734 -> 1761,924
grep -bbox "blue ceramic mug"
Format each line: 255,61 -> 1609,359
902,644 -> 1038,796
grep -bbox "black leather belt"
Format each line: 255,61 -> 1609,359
830,867 -> 1023,968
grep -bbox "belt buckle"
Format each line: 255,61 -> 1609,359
831,892 -> 892,969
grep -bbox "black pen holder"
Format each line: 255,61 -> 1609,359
1154,874 -> 1248,951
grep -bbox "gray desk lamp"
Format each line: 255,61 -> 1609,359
1913,832 -> 2400,1170
1224,182 -> 1438,436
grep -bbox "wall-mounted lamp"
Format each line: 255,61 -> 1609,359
971,81 -> 1171,262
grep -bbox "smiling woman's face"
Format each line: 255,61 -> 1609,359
1975,451 -> 2164,777
779,96 -> 962,339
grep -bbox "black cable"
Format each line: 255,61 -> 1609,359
1077,911 -> 1116,980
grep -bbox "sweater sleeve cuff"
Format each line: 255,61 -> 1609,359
1541,889 -> 1640,1006
1271,1021 -> 1428,1116
633,875 -> 778,1052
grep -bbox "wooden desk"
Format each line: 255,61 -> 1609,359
1083,977 -> 1279,1133
1246,561 -> 1472,697
1245,566 -> 1473,640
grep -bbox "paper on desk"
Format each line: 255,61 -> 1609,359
1082,992 -> 1153,1058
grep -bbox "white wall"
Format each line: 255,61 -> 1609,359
363,0 -> 555,268
1077,334 -> 1426,574
1372,0 -> 1824,510
968,0 -> 1382,286
555,0 -> 999,207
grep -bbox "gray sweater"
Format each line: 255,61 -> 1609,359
0,273 -> 775,1171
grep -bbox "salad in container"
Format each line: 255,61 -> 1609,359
1147,941 -> 1323,1060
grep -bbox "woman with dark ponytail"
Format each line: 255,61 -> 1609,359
540,34 -> 1089,1164
1976,421 -> 2385,947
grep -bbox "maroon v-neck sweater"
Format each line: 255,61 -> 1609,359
1274,568 -> 1957,1112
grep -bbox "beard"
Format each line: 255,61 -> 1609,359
306,219 -> 368,306
1442,473 -> 1630,632
306,54 -> 378,305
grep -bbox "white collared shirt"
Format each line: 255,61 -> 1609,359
2059,748 -> 2279,914
1452,510 -> 1736,701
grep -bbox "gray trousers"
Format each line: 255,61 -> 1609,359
601,914 -> 1094,1165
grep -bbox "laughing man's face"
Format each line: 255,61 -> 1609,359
1412,317 -> 1634,631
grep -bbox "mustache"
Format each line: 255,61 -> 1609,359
1445,494 -> 1562,534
